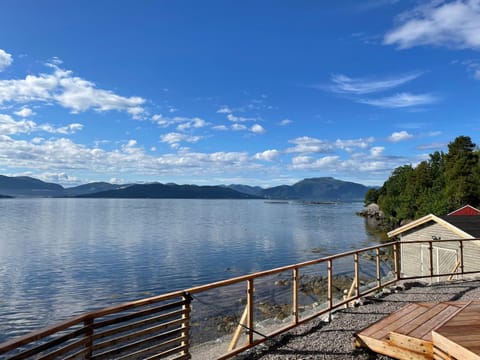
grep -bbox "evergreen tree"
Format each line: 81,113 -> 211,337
367,136 -> 480,224
444,136 -> 479,211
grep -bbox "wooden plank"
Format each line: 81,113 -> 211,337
433,345 -> 453,360
358,303 -> 419,338
433,301 -> 480,358
228,305 -> 248,351
388,332 -> 433,356
392,303 -> 449,338
369,304 -> 433,340
409,305 -> 463,340
433,330 -> 480,360
356,334 -> 431,360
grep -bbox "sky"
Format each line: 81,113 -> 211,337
0,0 -> 480,187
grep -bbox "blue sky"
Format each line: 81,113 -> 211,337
0,0 -> 479,187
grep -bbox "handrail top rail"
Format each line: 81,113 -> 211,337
399,238 -> 480,244
2,237 -> 479,355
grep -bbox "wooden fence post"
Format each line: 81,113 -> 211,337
375,248 -> 381,288
459,240 -> 464,278
354,252 -> 360,298
394,242 -> 400,280
429,241 -> 434,280
181,292 -> 192,358
247,279 -> 254,345
84,317 -> 93,359
293,268 -> 299,325
327,259 -> 332,322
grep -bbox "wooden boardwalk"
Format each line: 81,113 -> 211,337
355,301 -> 480,359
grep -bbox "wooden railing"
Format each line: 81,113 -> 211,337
1,238 -> 479,359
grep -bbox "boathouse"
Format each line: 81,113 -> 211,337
388,205 -> 480,280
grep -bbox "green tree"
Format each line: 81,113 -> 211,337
444,136 -> 480,211
377,165 -> 414,221
364,188 -> 379,206
365,136 -> 480,225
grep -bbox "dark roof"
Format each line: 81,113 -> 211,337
440,215 -> 480,238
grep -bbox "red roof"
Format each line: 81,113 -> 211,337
448,205 -> 480,216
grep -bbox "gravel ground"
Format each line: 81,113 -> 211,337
236,278 -> 480,360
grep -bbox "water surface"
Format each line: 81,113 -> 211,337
0,198 -> 379,342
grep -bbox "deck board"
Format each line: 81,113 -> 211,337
356,301 -> 480,360
432,301 -> 480,359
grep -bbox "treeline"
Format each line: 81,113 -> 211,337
365,136 -> 480,223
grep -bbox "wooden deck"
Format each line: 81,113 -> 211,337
355,301 -> 480,360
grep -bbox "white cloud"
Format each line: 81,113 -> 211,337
287,136 -> 335,154
227,113 -> 254,122
291,155 -> 340,170
217,106 -> 232,114
335,137 -> 375,151
0,63 -> 146,118
151,114 -> 208,131
160,132 -> 202,148
151,114 -> 170,126
328,72 -> 422,94
0,49 -> 13,71
0,114 -> 36,135
176,117 -> 208,131
250,124 -> 266,134
253,149 -> 280,161
39,123 -> 84,134
212,125 -> 229,131
389,130 -> 414,142
287,136 -> 374,154
36,172 -> 81,185
370,146 -> 385,157
232,123 -> 247,131
279,118 -> 292,126
384,0 -> 480,50
55,69 -> 145,115
358,92 -> 439,108
14,107 -> 36,117
0,114 -> 83,135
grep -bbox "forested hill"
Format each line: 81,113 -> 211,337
263,177 -> 369,201
365,136 -> 480,223
0,175 -> 371,200
78,183 -> 260,199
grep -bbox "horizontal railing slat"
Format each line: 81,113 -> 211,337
92,317 -> 186,352
92,326 -> 188,360
92,308 -> 185,341
6,325 -> 89,360
92,298 -> 187,330
36,337 -> 90,360
116,335 -> 188,360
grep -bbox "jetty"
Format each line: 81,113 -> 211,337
1,238 -> 480,359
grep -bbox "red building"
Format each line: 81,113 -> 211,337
447,205 -> 480,216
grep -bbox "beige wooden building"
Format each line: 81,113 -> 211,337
387,205 -> 480,280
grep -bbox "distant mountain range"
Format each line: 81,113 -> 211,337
0,175 -> 370,201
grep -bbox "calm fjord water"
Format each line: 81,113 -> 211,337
0,198 -> 380,342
